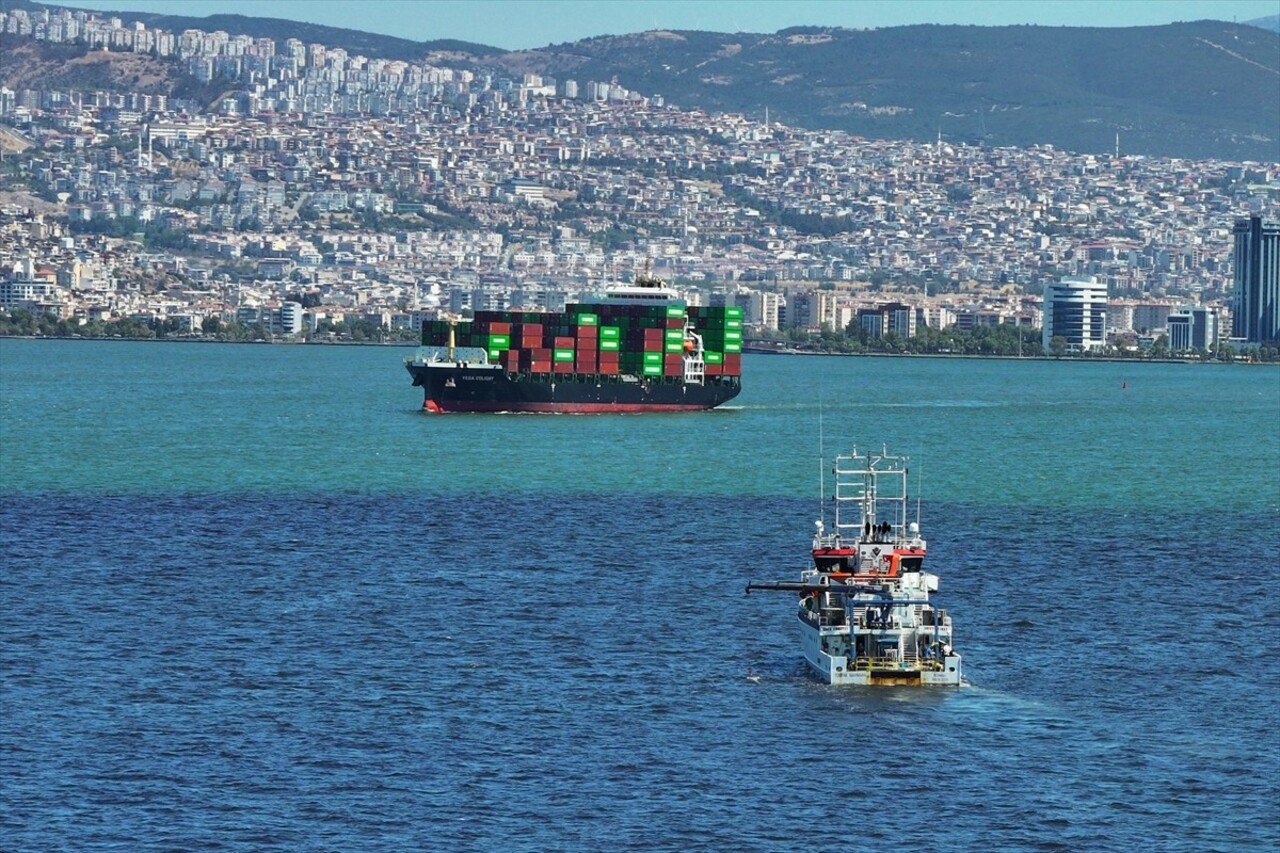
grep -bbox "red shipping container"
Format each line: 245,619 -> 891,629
704,363 -> 722,376
664,354 -> 682,367
503,351 -> 519,371
525,361 -> 551,374
554,336 -> 575,349
490,322 -> 511,334
666,317 -> 684,329
723,353 -> 742,375
553,362 -> 574,374
522,323 -> 543,336
575,358 -> 596,373
521,337 -> 541,350
576,326 -> 598,340
597,362 -> 618,375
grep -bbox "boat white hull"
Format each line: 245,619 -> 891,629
799,619 -> 962,687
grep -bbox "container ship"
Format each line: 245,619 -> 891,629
406,274 -> 742,413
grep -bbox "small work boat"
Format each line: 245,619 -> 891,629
748,446 -> 963,686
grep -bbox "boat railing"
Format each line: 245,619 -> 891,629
851,656 -> 941,672
800,609 -> 847,629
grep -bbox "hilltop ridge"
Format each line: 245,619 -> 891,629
2,3 -> 1278,160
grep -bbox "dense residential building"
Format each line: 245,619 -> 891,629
1,4 -> 1278,354
1230,216 -> 1280,346
1043,275 -> 1108,353
787,289 -> 836,331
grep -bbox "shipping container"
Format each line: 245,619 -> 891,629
553,348 -> 575,362
576,313 -> 598,326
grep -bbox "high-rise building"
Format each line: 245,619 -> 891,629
1043,275 -> 1107,353
1167,306 -> 1219,353
1231,216 -> 1280,346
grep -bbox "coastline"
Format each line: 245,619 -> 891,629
2,334 -> 1267,364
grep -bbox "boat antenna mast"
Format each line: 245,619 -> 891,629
818,385 -> 825,532
915,461 -> 923,528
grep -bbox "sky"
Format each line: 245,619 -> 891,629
44,0 -> 1280,50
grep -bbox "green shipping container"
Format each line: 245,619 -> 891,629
726,319 -> 743,330
725,342 -> 742,353
554,348 -> 575,362
642,364 -> 663,376
725,306 -> 743,319
577,313 -> 598,326
664,328 -> 684,340
600,326 -> 620,340
666,305 -> 686,318
643,352 -> 663,365
488,348 -> 502,359
724,330 -> 742,342
489,334 -> 510,349
665,343 -> 683,353
704,351 -> 723,364
600,340 -> 620,351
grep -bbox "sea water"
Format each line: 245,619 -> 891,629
1,339 -> 1277,851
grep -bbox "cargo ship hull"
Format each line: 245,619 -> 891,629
407,362 -> 740,413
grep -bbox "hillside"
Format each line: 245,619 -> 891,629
4,4 -> 1278,161
497,22 -> 1280,162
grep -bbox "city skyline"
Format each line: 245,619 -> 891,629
45,0 -> 1280,51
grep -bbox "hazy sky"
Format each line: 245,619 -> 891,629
46,0 -> 1280,50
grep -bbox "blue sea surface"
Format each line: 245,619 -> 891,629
1,340 -> 1278,851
